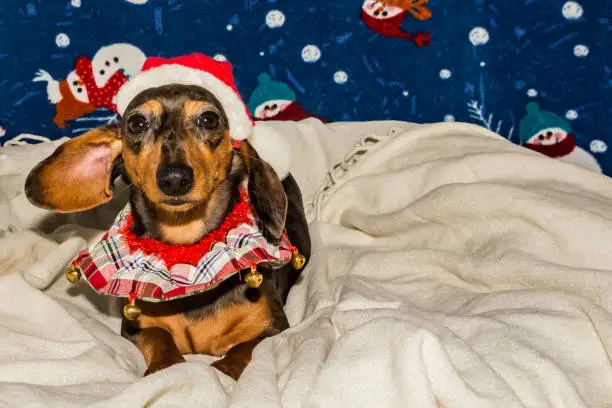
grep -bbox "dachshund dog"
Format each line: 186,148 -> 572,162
24,84 -> 311,380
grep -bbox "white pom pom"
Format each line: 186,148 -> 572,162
250,124 -> 291,179
231,124 -> 250,140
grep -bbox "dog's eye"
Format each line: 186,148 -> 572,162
128,115 -> 149,134
196,111 -> 219,130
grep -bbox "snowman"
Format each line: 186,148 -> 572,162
519,102 -> 601,173
33,43 -> 146,128
90,43 -> 146,87
360,0 -> 432,47
247,73 -> 327,123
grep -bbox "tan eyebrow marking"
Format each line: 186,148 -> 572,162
182,100 -> 222,118
134,100 -> 163,116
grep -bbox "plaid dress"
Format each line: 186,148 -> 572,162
71,185 -> 293,303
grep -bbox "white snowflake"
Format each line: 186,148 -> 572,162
439,69 -> 452,80
213,54 -> 227,61
301,45 -> 321,63
565,109 -> 578,120
226,24 -> 233,31
527,88 -> 538,97
124,0 -> 149,4
71,0 -> 81,7
333,71 -> 348,84
266,10 -> 286,28
469,27 -> 489,46
444,114 -> 455,122
259,51 -> 265,56
55,33 -> 70,48
590,140 -> 607,154
480,61 -> 486,67
574,44 -> 589,57
402,90 -> 409,96
562,1 -> 583,20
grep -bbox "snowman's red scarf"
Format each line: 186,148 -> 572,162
120,188 -> 252,268
523,132 -> 576,158
359,9 -> 431,47
74,56 -> 127,112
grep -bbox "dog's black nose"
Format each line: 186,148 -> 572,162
156,164 -> 194,196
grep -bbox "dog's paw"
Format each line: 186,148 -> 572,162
144,357 -> 185,376
211,356 -> 249,380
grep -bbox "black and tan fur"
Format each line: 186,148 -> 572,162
24,84 -> 311,379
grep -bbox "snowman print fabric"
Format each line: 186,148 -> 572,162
0,0 -> 610,174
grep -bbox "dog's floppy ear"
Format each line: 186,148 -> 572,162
242,141 -> 288,242
25,124 -> 122,213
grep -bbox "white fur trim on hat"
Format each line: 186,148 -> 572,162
116,64 -> 253,140
249,124 -> 291,180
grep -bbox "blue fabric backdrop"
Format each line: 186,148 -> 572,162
0,0 -> 610,173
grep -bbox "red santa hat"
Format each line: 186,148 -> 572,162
117,53 -> 253,141
115,53 -> 291,177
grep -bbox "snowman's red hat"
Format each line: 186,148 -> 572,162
117,53 -> 253,140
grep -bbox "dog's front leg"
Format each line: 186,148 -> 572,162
139,327 -> 186,375
123,323 -> 185,376
210,289 -> 288,380
211,337 -> 264,380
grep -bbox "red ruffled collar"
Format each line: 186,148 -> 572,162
120,188 -> 251,268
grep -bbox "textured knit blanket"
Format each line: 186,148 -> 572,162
1,119 -> 612,407
0,1 -> 610,174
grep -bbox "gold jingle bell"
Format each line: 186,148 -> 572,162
123,298 -> 141,321
65,265 -> 81,283
245,265 -> 263,288
291,250 -> 306,270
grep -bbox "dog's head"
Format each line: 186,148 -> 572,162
25,84 -> 287,241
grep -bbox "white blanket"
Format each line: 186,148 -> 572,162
1,120 -> 612,407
